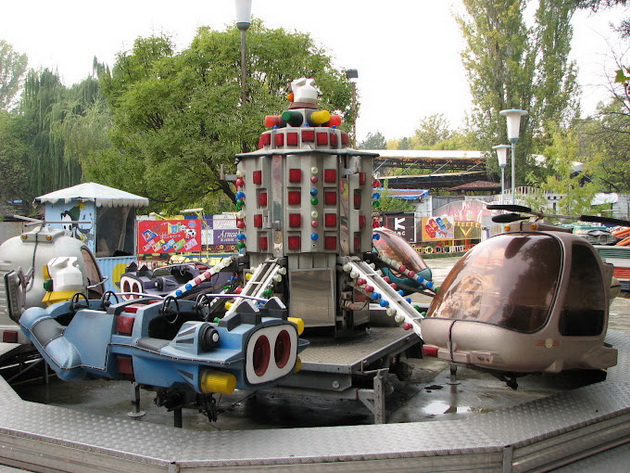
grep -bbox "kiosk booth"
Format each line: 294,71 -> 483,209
34,182 -> 149,292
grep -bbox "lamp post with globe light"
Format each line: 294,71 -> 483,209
499,109 -> 528,204
345,69 -> 358,148
235,0 -> 252,105
493,144 -> 511,204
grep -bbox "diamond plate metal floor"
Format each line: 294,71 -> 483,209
1,331 -> 629,472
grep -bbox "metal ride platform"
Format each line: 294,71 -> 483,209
0,330 -> 629,472
277,325 -> 420,424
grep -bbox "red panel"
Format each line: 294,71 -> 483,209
359,172 -> 366,185
259,133 -> 271,146
316,132 -> 329,145
302,129 -> 315,141
324,235 -> 337,250
324,169 -> 337,183
354,190 -> 361,209
289,168 -> 302,183
324,191 -> 337,206
289,213 -> 302,228
288,235 -> 301,250
341,132 -> 349,145
287,132 -> 299,146
275,133 -> 284,147
288,191 -> 301,205
324,213 -> 337,227
116,315 -> 135,335
254,214 -> 263,227
116,355 -> 134,376
258,191 -> 268,207
359,214 -> 366,229
2,331 -> 18,343
259,235 -> 268,251
354,233 -> 361,253
253,170 -> 262,185
330,133 -> 338,147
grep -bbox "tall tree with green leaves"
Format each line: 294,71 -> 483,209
457,0 -> 580,184
457,0 -> 535,182
530,124 -> 599,215
0,111 -> 31,213
0,40 -> 27,111
87,23 -> 352,213
411,113 -> 453,148
21,69 -> 71,195
358,131 -> 387,149
20,69 -> 107,196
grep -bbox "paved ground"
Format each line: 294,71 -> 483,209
8,255 -> 629,434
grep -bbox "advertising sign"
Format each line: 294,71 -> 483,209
421,216 -> 455,241
137,219 -> 202,254
383,214 -> 415,242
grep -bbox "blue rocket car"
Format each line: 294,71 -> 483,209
19,295 -> 308,399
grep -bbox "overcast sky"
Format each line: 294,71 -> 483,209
2,1 -> 628,142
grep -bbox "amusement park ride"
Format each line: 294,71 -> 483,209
0,79 -> 623,424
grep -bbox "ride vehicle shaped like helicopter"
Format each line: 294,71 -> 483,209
420,204 -> 620,388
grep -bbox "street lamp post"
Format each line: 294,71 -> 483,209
345,69 -> 358,148
235,0 -> 252,105
499,109 -> 528,204
493,144 -> 511,204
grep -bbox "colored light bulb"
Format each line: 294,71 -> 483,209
281,110 -> 304,127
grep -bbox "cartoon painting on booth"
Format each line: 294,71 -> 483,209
59,203 -> 94,247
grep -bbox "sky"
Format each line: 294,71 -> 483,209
1,0 -> 628,143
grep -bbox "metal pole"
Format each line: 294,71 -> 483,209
351,82 -> 357,148
500,167 -> 505,204
240,29 -> 247,104
511,142 -> 516,204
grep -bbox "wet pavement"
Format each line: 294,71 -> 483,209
7,256 -> 630,432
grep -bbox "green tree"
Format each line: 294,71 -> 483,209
0,111 -> 31,213
576,0 -> 629,36
0,40 -> 28,110
20,69 -> 107,196
533,0 -> 580,132
535,125 -> 599,215
397,136 -> 411,150
89,23 -> 353,212
457,0 -> 535,182
584,101 -> 630,192
411,114 -> 453,148
21,69 -> 71,195
359,131 -> 387,149
457,0 -> 579,183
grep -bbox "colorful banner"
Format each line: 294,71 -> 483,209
137,219 -> 202,254
421,216 -> 455,241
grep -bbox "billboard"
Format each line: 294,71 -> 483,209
383,214 -> 415,242
421,216 -> 455,241
137,219 -> 202,254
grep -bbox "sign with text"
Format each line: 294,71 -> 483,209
383,214 -> 415,242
